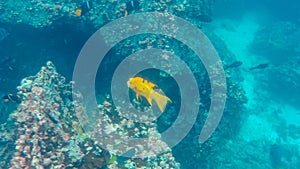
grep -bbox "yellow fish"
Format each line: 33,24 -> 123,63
75,9 -> 82,16
127,77 -> 172,112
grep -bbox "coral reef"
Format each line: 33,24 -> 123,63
0,62 -> 110,168
1,1 -> 291,168
97,23 -> 251,169
94,97 -> 180,169
249,21 -> 300,109
250,21 -> 300,64
0,0 -> 213,28
0,61 -> 180,168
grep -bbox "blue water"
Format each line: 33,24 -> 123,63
0,0 -> 299,168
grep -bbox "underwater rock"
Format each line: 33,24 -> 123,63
95,16 -> 250,168
250,21 -> 300,64
0,0 -> 213,28
184,0 -> 213,22
92,96 -> 180,168
0,61 -> 180,168
0,62 -> 110,168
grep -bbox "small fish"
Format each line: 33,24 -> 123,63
75,1 -> 92,16
249,63 -> 269,70
127,77 -> 171,112
2,93 -> 21,104
75,9 -> 82,16
224,61 -> 243,69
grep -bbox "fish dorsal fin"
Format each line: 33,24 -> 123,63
143,79 -> 156,88
148,82 -> 156,88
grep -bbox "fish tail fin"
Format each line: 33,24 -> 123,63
152,92 -> 172,112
